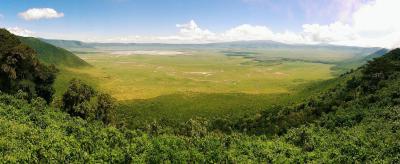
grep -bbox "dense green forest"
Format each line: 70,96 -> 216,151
1,28 -> 400,163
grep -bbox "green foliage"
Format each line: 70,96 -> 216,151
19,37 -> 90,68
0,29 -> 58,103
96,93 -> 116,125
34,64 -> 58,103
1,87 -> 398,162
0,92 -> 306,163
61,79 -> 96,119
361,49 -> 400,92
61,79 -> 116,124
179,117 -> 209,137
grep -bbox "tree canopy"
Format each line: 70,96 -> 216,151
0,29 -> 58,103
62,79 -> 116,124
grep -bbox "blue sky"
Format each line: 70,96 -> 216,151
0,0 -> 327,34
0,0 -> 399,48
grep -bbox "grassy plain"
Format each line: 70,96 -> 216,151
54,50 -> 340,125
57,51 -> 333,99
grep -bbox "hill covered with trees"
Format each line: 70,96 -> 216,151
19,36 -> 90,68
0,29 -> 399,162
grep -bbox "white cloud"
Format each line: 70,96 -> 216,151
352,0 -> 400,33
273,31 -> 307,44
301,22 -> 359,43
233,0 -> 398,48
222,24 -> 274,41
0,14 -> 4,19
6,27 -> 35,37
79,20 -> 341,44
301,0 -> 400,48
174,20 -> 217,42
86,21 -> 306,44
19,8 -> 64,21
334,0 -> 368,23
24,0 -> 400,48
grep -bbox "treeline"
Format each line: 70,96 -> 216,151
1,28 -> 400,162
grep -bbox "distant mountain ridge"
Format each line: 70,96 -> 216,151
331,48 -> 390,73
364,48 -> 389,60
42,38 -> 382,52
40,39 -> 95,50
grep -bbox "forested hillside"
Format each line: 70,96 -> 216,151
1,29 -> 400,162
19,36 -> 90,67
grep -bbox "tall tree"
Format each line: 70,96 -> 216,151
96,93 -> 116,125
61,79 -> 96,119
62,79 -> 116,124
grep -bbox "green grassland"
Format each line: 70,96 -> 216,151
223,49 -> 361,63
52,49 -> 344,126
75,51 -> 334,99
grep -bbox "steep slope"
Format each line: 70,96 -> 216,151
19,37 -> 90,67
0,29 -> 57,103
364,48 -> 389,60
232,48 -> 400,135
332,48 -> 389,74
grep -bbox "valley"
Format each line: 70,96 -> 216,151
1,0 -> 399,162
1,28 -> 399,163
64,50 -> 334,100
49,43 -> 380,126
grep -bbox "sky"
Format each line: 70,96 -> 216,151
0,0 -> 399,48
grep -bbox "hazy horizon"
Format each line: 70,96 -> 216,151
1,0 -> 400,48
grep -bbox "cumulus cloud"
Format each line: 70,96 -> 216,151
90,21 -> 306,44
29,0 -> 399,48
84,20 -> 341,44
303,0 -> 400,48
222,24 -> 274,41
6,27 -> 35,37
19,8 -> 64,21
301,22 -> 359,43
220,24 -> 306,43
232,0 -> 400,48
352,0 -> 400,32
175,20 -> 217,41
